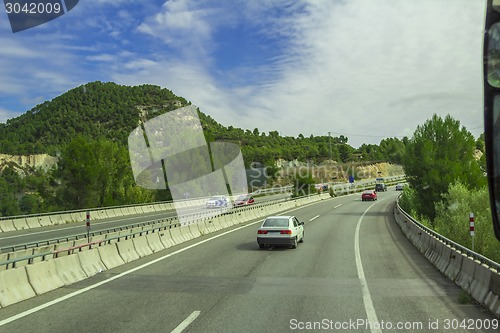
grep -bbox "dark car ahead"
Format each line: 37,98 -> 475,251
375,183 -> 387,192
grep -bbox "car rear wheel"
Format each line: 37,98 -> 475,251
291,237 -> 298,249
259,244 -> 265,249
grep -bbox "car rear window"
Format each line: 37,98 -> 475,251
263,218 -> 289,227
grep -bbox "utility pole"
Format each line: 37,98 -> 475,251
328,131 -> 332,161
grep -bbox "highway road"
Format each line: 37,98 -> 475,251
0,193 -> 290,251
0,186 -> 497,332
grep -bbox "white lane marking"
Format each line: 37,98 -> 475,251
0,221 -> 261,327
334,204 -> 342,209
354,202 -> 382,333
0,199 -> 325,327
309,215 -> 320,222
171,311 -> 201,333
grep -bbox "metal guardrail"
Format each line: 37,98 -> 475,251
0,192 -> 329,268
0,197 -> 289,254
396,195 -> 500,272
0,192 -> 259,222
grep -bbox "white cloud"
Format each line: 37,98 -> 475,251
0,0 -> 487,148
0,107 -> 22,123
118,0 -> 485,147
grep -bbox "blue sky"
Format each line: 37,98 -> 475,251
0,0 -> 487,148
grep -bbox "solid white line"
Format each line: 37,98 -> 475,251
171,311 -> 201,333
0,222 -> 259,327
334,204 -> 342,209
354,202 -> 382,333
0,199 -> 324,327
309,215 -> 320,222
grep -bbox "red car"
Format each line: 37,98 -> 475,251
234,195 -> 255,206
361,190 -> 377,201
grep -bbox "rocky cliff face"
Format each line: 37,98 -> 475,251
0,153 -> 58,174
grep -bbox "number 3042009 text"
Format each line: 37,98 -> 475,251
5,2 -> 62,15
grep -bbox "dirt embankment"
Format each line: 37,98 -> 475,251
276,162 -> 404,185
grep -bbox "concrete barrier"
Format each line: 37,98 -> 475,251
111,208 -> 124,217
116,239 -> 140,263
26,259 -> 65,295
170,227 -> 187,244
435,242 -> 452,274
38,215 -> 53,227
455,255 -> 476,294
0,253 -> 8,270
159,229 -> 176,248
54,254 -> 88,285
77,248 -> 106,276
132,236 -> 153,258
25,216 -> 42,228
119,229 -> 133,239
188,223 -> 202,239
102,231 -> 120,243
120,207 -> 133,216
94,210 -> 108,220
32,245 -> 55,263
58,213 -> 74,225
470,263 -> 494,305
484,273 -> 500,317
444,252 -> 465,281
9,249 -> 34,268
70,211 -> 85,222
54,241 -> 75,257
179,225 -> 194,241
208,216 -> 224,232
73,238 -> 92,250
395,204 -> 500,319
90,235 -> 106,244
420,232 -> 433,254
0,266 -> 36,307
415,230 -> 430,253
49,214 -> 64,225
146,233 -> 165,253
97,243 -> 125,269
12,217 -> 29,230
0,219 -> 16,232
408,223 -> 421,245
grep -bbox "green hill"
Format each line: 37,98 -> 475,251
0,81 -> 189,155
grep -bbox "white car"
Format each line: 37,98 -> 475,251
257,215 -> 304,249
205,195 -> 229,208
395,183 -> 406,191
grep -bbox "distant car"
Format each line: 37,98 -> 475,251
234,194 -> 255,206
375,183 -> 387,192
206,195 -> 229,208
257,216 -> 304,249
395,183 -> 406,191
362,190 -> 378,201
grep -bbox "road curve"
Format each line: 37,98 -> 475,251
0,188 -> 497,333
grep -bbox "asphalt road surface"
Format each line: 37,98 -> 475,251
0,187 -> 497,333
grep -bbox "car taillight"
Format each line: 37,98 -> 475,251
258,230 -> 268,234
280,230 -> 292,234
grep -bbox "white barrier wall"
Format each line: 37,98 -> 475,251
394,204 -> 500,318
0,193 -> 331,308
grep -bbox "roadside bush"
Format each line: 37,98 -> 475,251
433,182 -> 500,263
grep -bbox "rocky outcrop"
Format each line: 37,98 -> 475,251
0,154 -> 58,173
